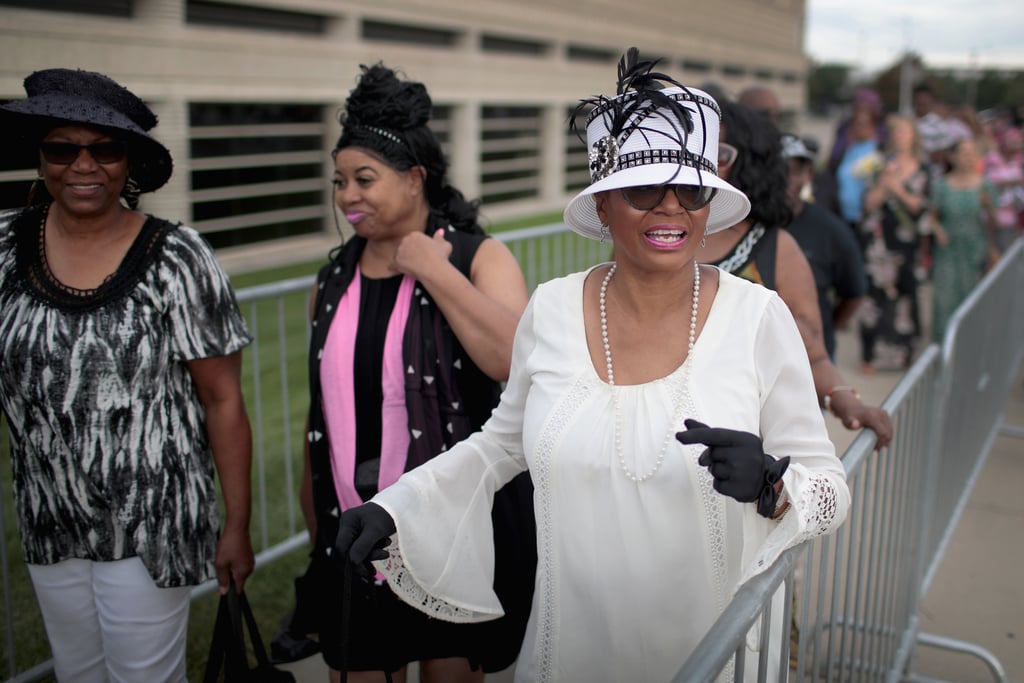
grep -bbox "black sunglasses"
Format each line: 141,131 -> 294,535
620,184 -> 717,212
39,140 -> 128,165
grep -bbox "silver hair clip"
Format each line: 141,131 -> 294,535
365,126 -> 407,149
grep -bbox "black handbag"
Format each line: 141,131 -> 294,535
203,579 -> 297,683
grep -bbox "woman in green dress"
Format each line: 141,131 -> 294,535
926,136 -> 999,341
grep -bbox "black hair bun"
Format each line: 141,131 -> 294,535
343,63 -> 432,130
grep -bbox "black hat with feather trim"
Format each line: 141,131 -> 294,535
564,49 -> 750,240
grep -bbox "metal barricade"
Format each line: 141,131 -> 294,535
673,238 -> 1024,682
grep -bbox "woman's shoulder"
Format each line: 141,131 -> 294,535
716,267 -> 775,305
532,267 -> 588,301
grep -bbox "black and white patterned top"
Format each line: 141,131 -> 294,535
0,204 -> 252,587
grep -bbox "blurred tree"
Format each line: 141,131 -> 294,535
807,62 -> 851,113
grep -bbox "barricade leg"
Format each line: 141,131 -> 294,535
902,632 -> 1008,683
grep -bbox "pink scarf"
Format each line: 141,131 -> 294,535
320,265 -> 415,511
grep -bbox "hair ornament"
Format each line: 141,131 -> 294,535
364,125 -> 408,150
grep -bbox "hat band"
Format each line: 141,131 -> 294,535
591,148 -> 717,183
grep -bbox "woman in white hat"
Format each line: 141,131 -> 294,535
333,50 -> 849,682
0,69 -> 254,681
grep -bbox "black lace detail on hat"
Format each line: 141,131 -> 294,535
24,68 -> 157,131
13,203 -> 176,312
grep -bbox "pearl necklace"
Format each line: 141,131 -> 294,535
600,260 -> 700,482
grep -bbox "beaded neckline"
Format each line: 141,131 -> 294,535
13,203 -> 174,312
599,260 -> 700,482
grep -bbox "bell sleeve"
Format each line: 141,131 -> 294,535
370,294 -> 537,622
742,293 -> 851,582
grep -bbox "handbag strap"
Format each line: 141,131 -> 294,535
237,587 -> 274,666
203,584 -> 251,683
338,561 -> 393,683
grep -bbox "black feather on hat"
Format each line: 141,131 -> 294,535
0,68 -> 173,194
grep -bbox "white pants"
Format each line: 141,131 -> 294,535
27,557 -> 191,683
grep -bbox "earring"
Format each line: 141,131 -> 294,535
700,235 -> 707,249
600,223 -> 609,244
121,175 -> 141,210
26,176 -> 44,205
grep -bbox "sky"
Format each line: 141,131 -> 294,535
805,0 -> 1024,73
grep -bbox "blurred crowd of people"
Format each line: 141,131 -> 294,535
767,82 -> 1022,372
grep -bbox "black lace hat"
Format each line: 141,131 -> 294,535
0,68 -> 173,193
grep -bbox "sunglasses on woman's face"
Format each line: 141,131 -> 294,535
39,140 -> 128,165
619,184 -> 717,212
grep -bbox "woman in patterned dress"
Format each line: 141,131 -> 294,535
300,63 -> 534,683
927,136 -> 1000,341
858,116 -> 930,372
0,69 -> 254,682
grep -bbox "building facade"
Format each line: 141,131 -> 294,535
0,0 -> 807,269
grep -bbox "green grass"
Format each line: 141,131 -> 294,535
0,211 -> 572,681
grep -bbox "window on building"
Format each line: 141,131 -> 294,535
722,64 -> 747,77
360,19 -> 458,47
0,0 -> 129,16
0,100 -> 36,210
480,34 -> 548,56
567,45 -> 616,64
480,106 -> 542,204
780,71 -> 801,83
682,59 -> 712,73
754,69 -> 774,80
186,1 -> 326,34
189,102 -> 326,249
564,104 -> 591,194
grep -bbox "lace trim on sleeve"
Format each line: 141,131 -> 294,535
745,471 -> 845,583
375,542 -> 490,623
791,472 -> 842,544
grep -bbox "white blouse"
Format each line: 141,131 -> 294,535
373,266 -> 849,682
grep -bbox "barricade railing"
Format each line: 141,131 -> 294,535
673,237 -> 1023,682
0,221 -> 602,682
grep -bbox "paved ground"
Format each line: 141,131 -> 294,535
278,303 -> 1024,681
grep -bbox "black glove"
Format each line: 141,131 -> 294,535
334,502 -> 396,575
675,419 -> 790,518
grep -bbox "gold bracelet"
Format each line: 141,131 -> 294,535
823,386 -> 860,414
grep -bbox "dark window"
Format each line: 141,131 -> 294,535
480,34 -> 547,56
0,0 -> 129,16
754,69 -> 774,80
722,64 -> 747,77
186,1 -> 326,35
564,105 -> 591,194
780,71 -> 801,83
567,45 -> 616,64
360,19 -> 458,47
189,102 -> 326,248
480,106 -> 541,204
682,59 -> 712,73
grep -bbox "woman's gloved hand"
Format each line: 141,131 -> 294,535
334,502 -> 396,575
675,419 -> 789,518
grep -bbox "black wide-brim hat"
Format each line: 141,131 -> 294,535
0,68 -> 173,194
